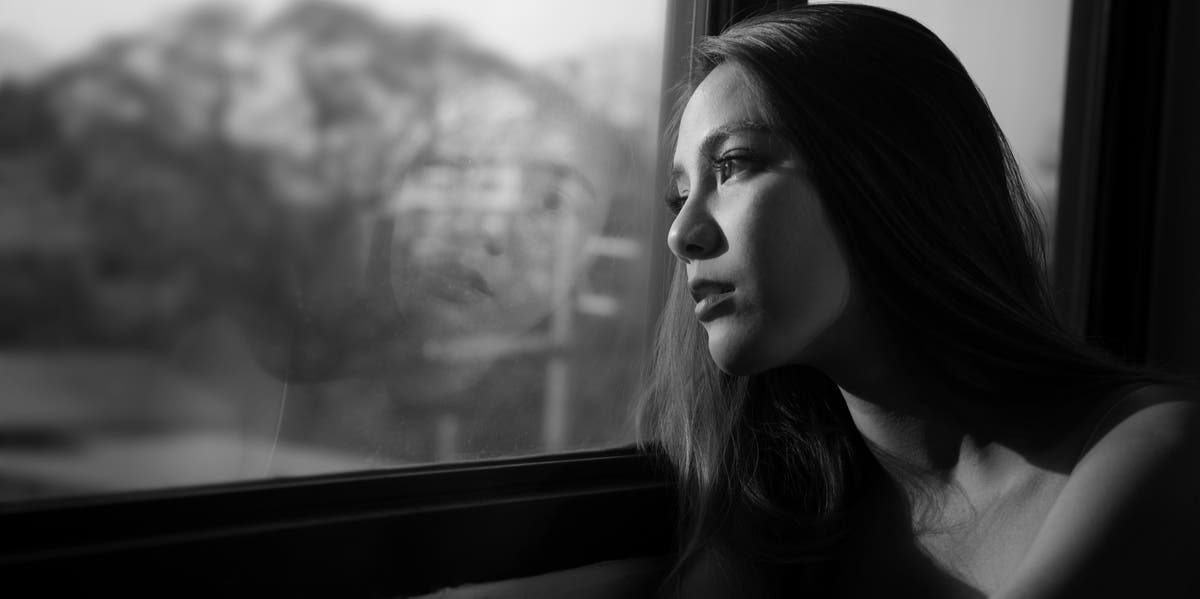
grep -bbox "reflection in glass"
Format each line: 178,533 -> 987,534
0,0 -> 665,501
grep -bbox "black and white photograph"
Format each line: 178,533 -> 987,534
2,1 -> 1197,596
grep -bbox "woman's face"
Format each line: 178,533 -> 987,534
668,62 -> 852,375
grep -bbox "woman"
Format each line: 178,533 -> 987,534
638,4 -> 1199,597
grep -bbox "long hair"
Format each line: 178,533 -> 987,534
638,3 -> 1161,594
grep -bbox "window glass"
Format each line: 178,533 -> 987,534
821,0 -> 1071,257
0,0 -> 666,502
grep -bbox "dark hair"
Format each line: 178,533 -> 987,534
638,3 -> 1160,594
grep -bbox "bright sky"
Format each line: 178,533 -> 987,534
0,0 -> 667,65
1,0 -> 1067,197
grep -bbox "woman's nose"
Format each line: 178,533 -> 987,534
667,206 -> 723,262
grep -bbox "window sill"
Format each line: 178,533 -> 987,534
1,445 -> 676,596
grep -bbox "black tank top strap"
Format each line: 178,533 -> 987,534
1077,381 -> 1157,462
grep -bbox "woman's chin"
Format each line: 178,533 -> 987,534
706,330 -> 814,376
707,341 -> 769,377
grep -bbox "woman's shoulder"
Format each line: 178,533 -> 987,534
995,383 -> 1200,598
1067,382 -> 1200,511
1076,382 -> 1200,462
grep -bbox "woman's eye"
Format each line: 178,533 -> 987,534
712,153 -> 756,184
664,192 -> 687,216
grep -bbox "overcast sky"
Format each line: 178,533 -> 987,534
1,0 -> 1068,198
0,0 -> 667,65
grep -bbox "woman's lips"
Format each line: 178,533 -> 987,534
690,281 -> 736,322
694,291 -> 735,322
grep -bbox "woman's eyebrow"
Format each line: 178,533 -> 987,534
698,120 -> 775,158
670,120 -> 776,187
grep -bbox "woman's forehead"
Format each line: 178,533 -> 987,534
673,64 -> 772,165
679,64 -> 765,137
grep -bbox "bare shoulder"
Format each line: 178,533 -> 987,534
1081,383 -> 1200,455
996,384 -> 1200,599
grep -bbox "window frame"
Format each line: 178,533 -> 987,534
0,446 -> 674,595
1053,0 -> 1197,367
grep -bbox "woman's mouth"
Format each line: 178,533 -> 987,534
690,281 -> 736,322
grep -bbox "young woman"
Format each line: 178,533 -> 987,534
638,4 -> 1199,597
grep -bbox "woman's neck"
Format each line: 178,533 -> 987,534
839,384 -> 1019,493
812,315 -> 1032,501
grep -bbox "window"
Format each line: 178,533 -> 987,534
0,0 -> 667,503
4,1 -> 1195,596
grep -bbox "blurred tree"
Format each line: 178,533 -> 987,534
3,0 -> 660,460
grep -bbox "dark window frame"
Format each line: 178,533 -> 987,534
1054,0 -> 1197,368
1,446 -> 674,596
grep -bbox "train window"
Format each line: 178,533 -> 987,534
5,2 -> 1196,595
823,0 -> 1072,261
0,0 -> 667,503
